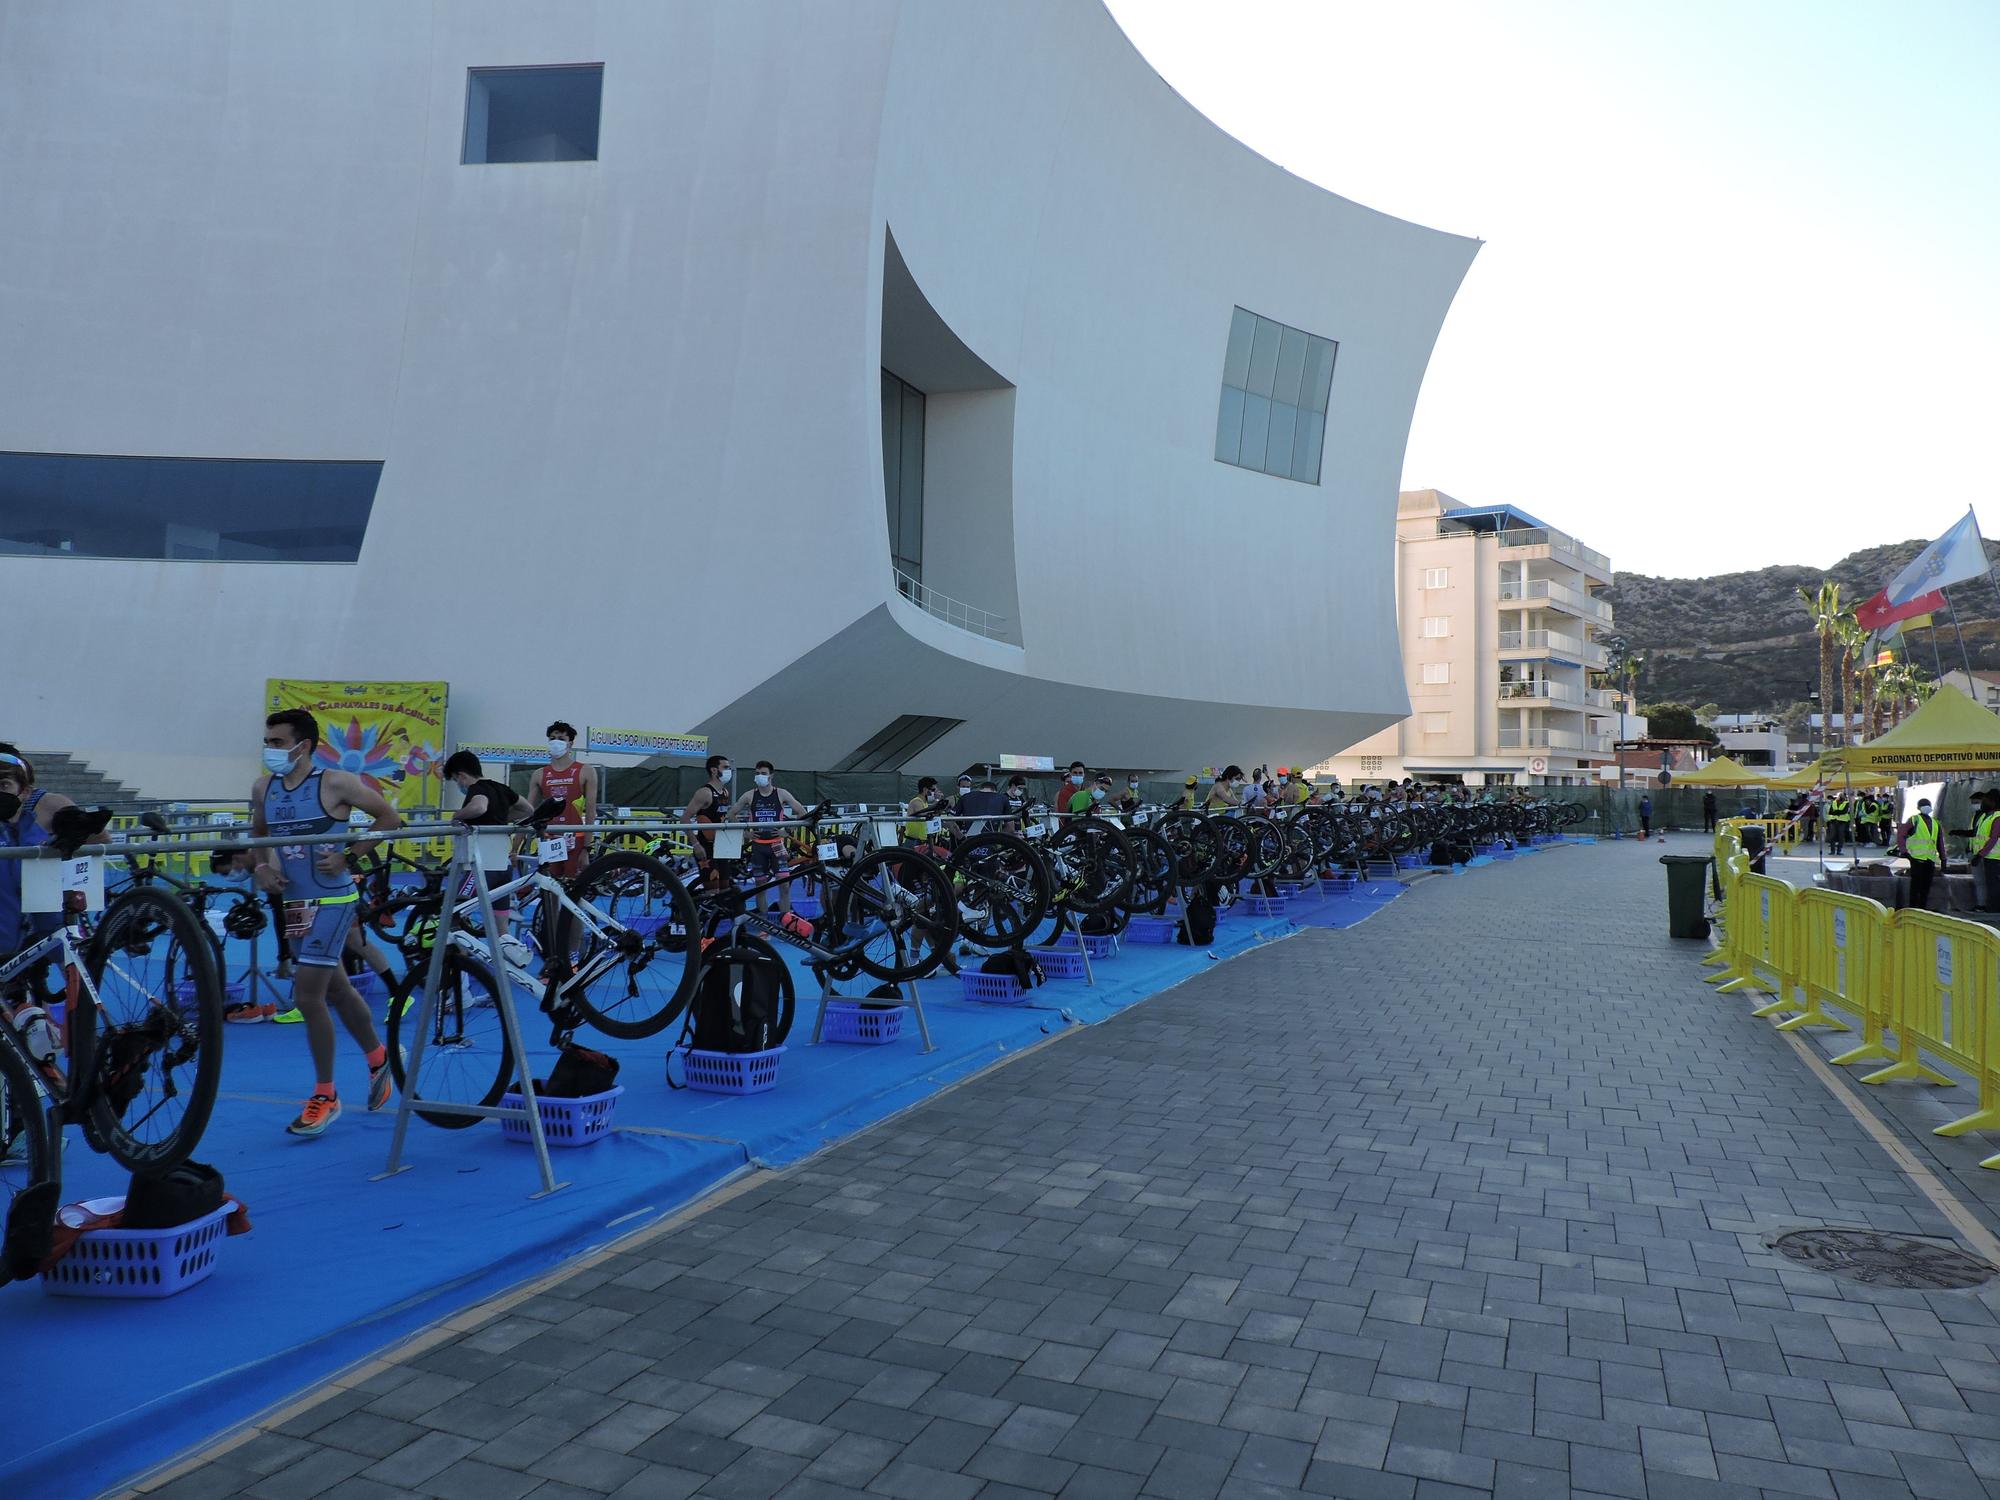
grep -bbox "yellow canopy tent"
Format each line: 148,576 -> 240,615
1672,755 -> 1768,788
1823,685 -> 2000,773
1764,758 -> 1898,790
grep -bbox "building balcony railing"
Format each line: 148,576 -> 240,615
1496,727 -> 1584,751
1498,680 -> 1577,704
1497,577 -> 1614,624
894,568 -> 1011,641
1495,525 -> 1613,578
1583,687 -> 1617,709
1497,627 -> 1584,657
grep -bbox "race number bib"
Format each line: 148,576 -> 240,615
711,828 -> 745,861
23,856 -> 103,914
926,818 -> 943,837
537,834 -> 571,866
817,842 -> 841,863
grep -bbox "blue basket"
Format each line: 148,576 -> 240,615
959,970 -> 1026,1004
1246,895 -> 1290,919
176,978 -> 246,1005
788,890 -> 824,919
1050,931 -> 1118,959
1028,945 -> 1088,981
680,1046 -> 785,1094
1124,915 -> 1177,944
43,1204 -> 232,1299
498,1085 -> 624,1147
822,1000 -> 904,1045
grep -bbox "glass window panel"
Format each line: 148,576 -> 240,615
0,453 -> 381,562
1239,393 -> 1272,472
1291,412 -> 1324,484
1303,336 -> 1337,414
1246,317 -> 1281,398
1272,327 -> 1307,407
1214,386 -> 1245,465
1264,403 -> 1298,477
898,381 -> 924,576
1222,308 -> 1255,390
464,65 -> 603,164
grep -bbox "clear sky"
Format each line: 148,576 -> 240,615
1106,0 -> 1999,581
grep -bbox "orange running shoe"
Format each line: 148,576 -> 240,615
286,1092 -> 341,1137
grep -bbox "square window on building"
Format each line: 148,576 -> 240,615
1423,567 -> 1449,589
464,65 -> 603,164
1420,616 -> 1450,638
1421,663 -> 1450,684
1361,756 -> 1383,776
1213,306 -> 1338,485
1421,713 -> 1449,734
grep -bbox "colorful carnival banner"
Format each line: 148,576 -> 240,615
586,727 -> 708,758
265,679 -> 448,852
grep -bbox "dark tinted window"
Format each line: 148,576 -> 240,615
464,65 -> 603,164
0,453 -> 383,562
881,369 -> 924,582
1214,307 -> 1337,484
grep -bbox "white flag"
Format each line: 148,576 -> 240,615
1887,508 -> 1987,605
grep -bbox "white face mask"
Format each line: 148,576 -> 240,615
754,773 -> 771,788
1090,788 -> 1106,802
717,767 -> 733,784
261,745 -> 296,775
1070,773 -> 1084,785
548,739 -> 570,758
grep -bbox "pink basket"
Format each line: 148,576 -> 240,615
42,1205 -> 232,1299
822,1001 -> 904,1045
498,1085 -> 624,1147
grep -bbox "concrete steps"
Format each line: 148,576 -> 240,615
18,751 -> 160,813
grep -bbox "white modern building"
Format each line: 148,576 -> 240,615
1320,490 -> 1618,786
2,2 -> 1477,798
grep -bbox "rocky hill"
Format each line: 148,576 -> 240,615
1603,539 -> 2000,711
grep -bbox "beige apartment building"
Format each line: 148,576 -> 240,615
1322,490 -> 1618,786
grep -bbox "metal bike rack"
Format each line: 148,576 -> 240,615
377,830 -> 566,1197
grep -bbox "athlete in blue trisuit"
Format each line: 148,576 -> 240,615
249,709 -> 404,1138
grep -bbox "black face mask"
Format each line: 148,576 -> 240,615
0,791 -> 20,824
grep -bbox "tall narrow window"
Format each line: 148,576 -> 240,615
881,369 -> 925,582
1420,617 -> 1450,638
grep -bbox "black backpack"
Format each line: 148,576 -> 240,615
123,1159 -> 226,1230
1176,897 -> 1217,946
545,1044 -> 620,1098
681,944 -> 782,1055
977,946 -> 1045,990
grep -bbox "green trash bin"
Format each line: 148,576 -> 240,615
1659,854 -> 1711,939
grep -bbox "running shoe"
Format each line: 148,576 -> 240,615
272,1007 -> 304,1024
286,1092 -> 341,1137
367,1057 -> 394,1112
224,1001 -> 266,1024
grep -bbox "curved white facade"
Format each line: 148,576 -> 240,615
2,1 -> 1477,796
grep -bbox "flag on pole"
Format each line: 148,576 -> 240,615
1855,586 -> 1945,631
1886,507 -> 1988,605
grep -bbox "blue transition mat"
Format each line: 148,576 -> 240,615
1,874 -> 1422,1499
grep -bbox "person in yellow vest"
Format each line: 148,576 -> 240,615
1897,795 -> 1944,912
1972,792 -> 2000,913
1178,776 -> 1200,812
1825,790 -> 1851,856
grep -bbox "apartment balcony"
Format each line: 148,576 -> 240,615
1494,525 -> 1613,582
1497,577 -> 1614,625
1583,687 -> 1617,710
1497,627 -> 1584,658
1585,733 -> 1613,754
1497,680 -> 1579,705
1496,727 -> 1584,751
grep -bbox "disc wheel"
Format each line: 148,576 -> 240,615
76,885 -> 224,1173
832,848 -> 958,983
555,851 -> 701,1039
947,832 -> 1051,950
386,950 -> 515,1129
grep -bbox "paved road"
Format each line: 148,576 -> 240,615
135,838 -> 2000,1500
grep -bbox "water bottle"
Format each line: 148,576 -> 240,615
13,1005 -> 60,1072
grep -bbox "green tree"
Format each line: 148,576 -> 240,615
1639,701 -> 1718,743
1797,580 -> 1843,748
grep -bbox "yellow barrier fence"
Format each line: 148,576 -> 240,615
1865,912 -> 2000,1151
1710,866 -> 1790,1000
1702,836 -> 1743,971
1781,888 -> 1877,1036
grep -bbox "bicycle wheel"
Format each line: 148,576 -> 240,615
386,950 -> 514,1129
832,848 -> 958,983
76,886 -> 224,1173
1155,811 -> 1220,885
1047,821 -> 1133,915
708,932 -> 799,1045
1119,825 -> 1178,914
947,832 -> 1050,949
556,851 -> 701,1039
0,1033 -> 57,1283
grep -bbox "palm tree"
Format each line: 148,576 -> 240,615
1835,613 -> 1864,746
1798,581 -> 1843,749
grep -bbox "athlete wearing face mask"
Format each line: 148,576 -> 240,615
529,720 -> 593,879
682,753 -> 735,891
728,759 -> 808,916
1064,762 -> 1094,817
